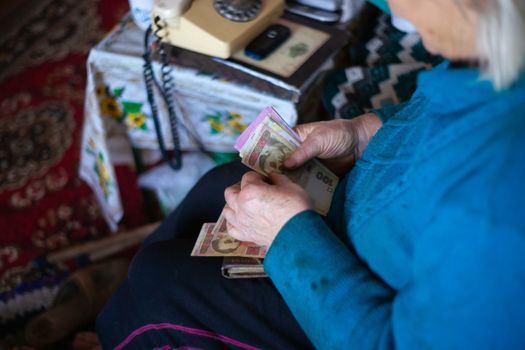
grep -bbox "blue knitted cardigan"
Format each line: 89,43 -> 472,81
264,62 -> 525,349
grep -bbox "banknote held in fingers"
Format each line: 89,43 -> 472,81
236,106 -> 338,215
191,223 -> 267,258
192,106 -> 339,259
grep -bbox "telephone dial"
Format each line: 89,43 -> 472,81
152,0 -> 285,58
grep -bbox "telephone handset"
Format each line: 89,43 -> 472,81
143,0 -> 284,170
152,0 -> 285,58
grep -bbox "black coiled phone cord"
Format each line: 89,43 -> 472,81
143,18 -> 183,170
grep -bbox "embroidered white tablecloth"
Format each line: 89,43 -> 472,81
80,16 -> 298,231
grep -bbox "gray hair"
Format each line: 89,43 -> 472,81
476,0 -> 525,90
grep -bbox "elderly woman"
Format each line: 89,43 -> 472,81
97,0 -> 525,349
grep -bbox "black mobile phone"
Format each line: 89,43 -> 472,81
244,24 -> 291,60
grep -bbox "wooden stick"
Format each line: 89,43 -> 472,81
47,222 -> 160,264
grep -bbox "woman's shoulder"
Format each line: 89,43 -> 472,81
449,113 -> 525,232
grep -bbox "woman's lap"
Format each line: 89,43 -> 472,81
96,161 -> 313,349
141,160 -> 249,247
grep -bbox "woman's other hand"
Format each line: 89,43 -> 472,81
284,113 -> 382,176
223,171 -> 313,247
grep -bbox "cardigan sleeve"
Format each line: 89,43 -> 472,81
264,206 -> 525,349
372,102 -> 407,123
264,210 -> 394,349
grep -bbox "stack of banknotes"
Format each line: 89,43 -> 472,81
191,107 -> 339,276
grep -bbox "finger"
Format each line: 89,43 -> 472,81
226,221 -> 242,241
225,182 -> 241,195
224,184 -> 240,211
269,172 -> 293,186
293,123 -> 316,142
240,171 -> 265,190
284,136 -> 322,169
223,205 -> 237,225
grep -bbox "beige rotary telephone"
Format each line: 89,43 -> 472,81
151,0 -> 285,58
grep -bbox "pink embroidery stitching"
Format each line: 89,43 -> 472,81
152,346 -> 201,350
114,323 -> 262,350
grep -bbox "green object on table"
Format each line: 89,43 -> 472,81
209,152 -> 239,165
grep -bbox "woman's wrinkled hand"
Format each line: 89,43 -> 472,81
284,113 -> 382,176
223,171 -> 313,247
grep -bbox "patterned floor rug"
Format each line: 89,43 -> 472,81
0,0 -> 146,340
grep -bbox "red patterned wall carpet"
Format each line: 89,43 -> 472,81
0,0 -> 147,345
